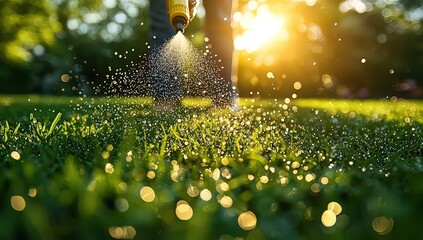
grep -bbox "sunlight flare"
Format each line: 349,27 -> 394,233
234,6 -> 287,53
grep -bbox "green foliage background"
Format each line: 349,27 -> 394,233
0,0 -> 422,98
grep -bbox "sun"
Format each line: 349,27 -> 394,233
233,5 -> 288,53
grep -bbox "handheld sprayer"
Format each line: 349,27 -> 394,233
167,0 -> 198,33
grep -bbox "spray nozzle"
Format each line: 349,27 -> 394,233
168,0 -> 191,34
172,16 -> 187,33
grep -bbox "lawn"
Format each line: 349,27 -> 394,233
0,95 -> 422,240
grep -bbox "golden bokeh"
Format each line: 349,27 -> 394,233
320,177 -> 329,185
11,195 -> 26,211
279,176 -> 289,186
140,186 -> 156,203
175,200 -> 193,221
60,74 -> 70,83
238,211 -> 257,231
310,183 -> 320,193
321,210 -> 336,227
212,168 -> 221,180
259,176 -> 269,184
327,202 -> 342,215
217,182 -> 230,193
10,151 -> 20,160
102,151 -> 110,159
372,216 -> 394,235
146,171 -> 156,179
187,185 -> 199,197
105,163 -> 114,174
106,144 -> 114,152
200,189 -> 212,201
293,82 -> 302,90
108,226 -> 136,239
220,196 -> 233,208
221,157 -> 229,166
305,173 -> 315,182
28,188 -> 37,198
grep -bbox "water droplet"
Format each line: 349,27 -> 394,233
140,186 -> 156,202
61,74 -> 70,83
11,195 -> 26,211
28,188 -> 37,198
293,82 -> 302,90
327,202 -> 342,215
175,200 -> 193,220
238,211 -> 257,231
220,196 -> 233,208
321,210 -> 336,227
200,189 -> 212,201
105,163 -> 114,174
372,216 -> 394,235
11,151 -> 20,160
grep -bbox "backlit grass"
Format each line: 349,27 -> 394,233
0,95 -> 422,240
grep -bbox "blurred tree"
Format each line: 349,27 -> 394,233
234,0 -> 423,98
0,0 -> 60,93
0,0 -> 421,98
0,0 -> 151,94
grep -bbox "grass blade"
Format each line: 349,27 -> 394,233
47,113 -> 62,137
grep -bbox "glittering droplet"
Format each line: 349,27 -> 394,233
238,211 -> 257,231
11,151 -> 20,160
140,186 -> 156,202
11,195 -> 26,211
321,210 -> 336,227
327,202 -> 342,215
175,200 -> 193,221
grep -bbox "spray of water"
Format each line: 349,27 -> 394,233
149,32 -> 232,105
86,32 -> 233,110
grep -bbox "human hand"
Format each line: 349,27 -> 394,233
188,0 -> 199,20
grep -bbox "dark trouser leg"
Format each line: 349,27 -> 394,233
203,0 -> 234,106
150,0 -> 182,104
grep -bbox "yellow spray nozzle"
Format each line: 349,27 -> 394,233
167,0 -> 190,33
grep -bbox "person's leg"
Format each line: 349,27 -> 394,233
149,0 -> 182,105
203,0 -> 235,106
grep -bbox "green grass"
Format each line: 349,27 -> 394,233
1,95 -> 422,240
